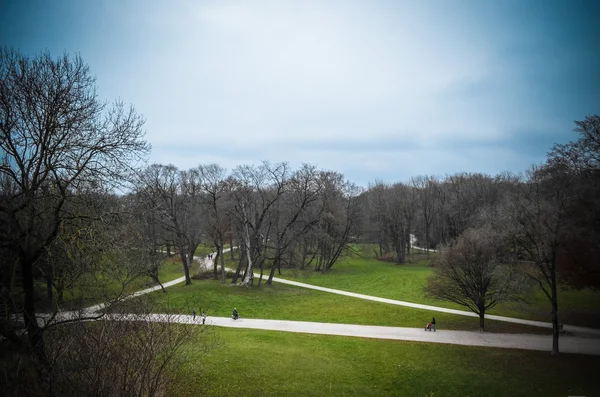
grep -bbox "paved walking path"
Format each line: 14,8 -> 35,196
109,313 -> 600,356
260,275 -> 600,337
59,246 -> 599,356
114,246 -> 600,337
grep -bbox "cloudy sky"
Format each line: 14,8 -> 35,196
1,0 -> 599,186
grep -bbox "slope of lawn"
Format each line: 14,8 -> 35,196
277,247 -> 600,327
170,327 -> 599,397
34,256 -> 189,311
136,277 -> 550,334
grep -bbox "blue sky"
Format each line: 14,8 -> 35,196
1,0 -> 599,186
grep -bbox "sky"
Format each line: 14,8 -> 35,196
1,0 -> 599,186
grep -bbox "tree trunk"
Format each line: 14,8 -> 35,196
231,252 -> 244,284
551,268 -> 560,355
301,241 -> 308,270
479,310 -> 485,332
241,216 -> 254,287
229,233 -> 235,260
220,239 -> 226,284
21,257 -> 54,392
425,224 -> 430,259
46,275 -> 53,301
267,261 -> 277,285
179,246 -> 192,285
150,273 -> 167,293
213,247 -> 220,280
396,245 -> 404,264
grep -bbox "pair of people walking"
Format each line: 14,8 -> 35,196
425,317 -> 436,331
192,309 -> 207,324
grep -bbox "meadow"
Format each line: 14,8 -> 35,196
169,327 -> 599,397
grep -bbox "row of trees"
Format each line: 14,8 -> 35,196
0,45 -> 364,394
361,172 -> 521,262
129,117 -> 598,359
131,162 -> 363,287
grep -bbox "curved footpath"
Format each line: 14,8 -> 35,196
69,248 -> 600,356
110,313 -> 600,356
265,276 -> 600,337
119,255 -> 600,338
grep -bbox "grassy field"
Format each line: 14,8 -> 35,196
170,327 -> 599,397
277,248 -> 600,327
138,275 -> 550,334
94,249 -> 600,395
34,256 -> 189,311
193,243 -> 232,258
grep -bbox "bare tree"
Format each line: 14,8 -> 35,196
136,164 -> 206,286
411,175 -> 439,255
124,192 -> 170,292
363,181 -> 390,257
548,115 -> 600,174
426,227 -> 526,331
199,164 -> 229,283
0,48 -> 149,389
377,183 -> 415,264
3,298 -> 202,396
312,171 -> 362,271
547,115 -> 600,290
507,165 -> 573,354
263,164 -> 323,284
230,162 -> 288,286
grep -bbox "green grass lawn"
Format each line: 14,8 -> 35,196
158,256 -> 189,281
194,243 -> 216,258
193,243 -> 233,257
34,256 -> 189,311
277,248 -> 600,327
170,327 -> 599,397
137,277 -> 550,334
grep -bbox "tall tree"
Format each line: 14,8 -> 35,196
264,164 -> 323,284
412,175 -> 439,255
199,163 -> 229,283
380,183 -> 415,264
547,115 -> 600,290
312,171 -> 362,271
230,162 -> 288,286
136,164 -> 204,285
427,227 -> 526,331
0,48 -> 149,389
508,165 -> 573,354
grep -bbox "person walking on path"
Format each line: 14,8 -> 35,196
192,308 -> 196,320
201,311 -> 207,324
432,317 -> 436,332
